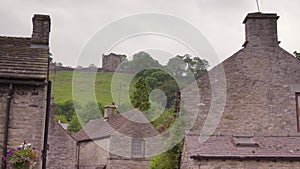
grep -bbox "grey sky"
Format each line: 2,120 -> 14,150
0,0 -> 299,67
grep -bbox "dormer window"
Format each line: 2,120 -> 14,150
296,93 -> 300,132
132,138 -> 145,158
232,135 -> 258,147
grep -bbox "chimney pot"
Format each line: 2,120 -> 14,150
104,103 -> 118,119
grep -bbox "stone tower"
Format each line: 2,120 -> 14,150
102,53 -> 125,72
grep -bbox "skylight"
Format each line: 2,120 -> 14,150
232,135 -> 259,147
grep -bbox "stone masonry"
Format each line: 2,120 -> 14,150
0,14 -> 51,168
46,98 -> 77,169
181,12 -> 300,169
102,53 -> 125,72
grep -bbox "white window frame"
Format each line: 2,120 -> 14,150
131,138 -> 145,158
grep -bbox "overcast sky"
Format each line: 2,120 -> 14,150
1,0 -> 299,67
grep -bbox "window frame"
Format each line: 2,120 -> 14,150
131,138 -> 145,158
296,93 -> 300,132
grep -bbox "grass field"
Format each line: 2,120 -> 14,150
49,71 -> 135,106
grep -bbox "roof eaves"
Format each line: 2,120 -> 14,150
190,155 -> 300,161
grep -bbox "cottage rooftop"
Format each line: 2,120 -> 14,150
0,14 -> 50,81
73,109 -> 159,142
186,133 -> 300,160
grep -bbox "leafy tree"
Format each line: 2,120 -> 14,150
55,62 -> 63,67
149,108 -> 184,169
166,56 -> 186,78
88,64 -> 97,69
182,54 -> 209,79
167,54 -> 209,80
67,114 -> 82,132
294,51 -> 300,61
118,102 -> 132,113
148,142 -> 183,169
135,69 -> 180,108
158,80 -> 180,108
77,102 -> 104,124
54,114 -> 68,123
130,77 -> 151,111
55,100 -> 80,121
122,51 -> 162,71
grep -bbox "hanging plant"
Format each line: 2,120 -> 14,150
2,141 -> 38,169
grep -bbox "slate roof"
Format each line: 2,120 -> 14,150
186,133 -> 300,160
0,36 -> 49,80
73,109 -> 159,142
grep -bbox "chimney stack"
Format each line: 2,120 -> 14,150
243,13 -> 279,48
104,102 -> 118,119
31,14 -> 51,47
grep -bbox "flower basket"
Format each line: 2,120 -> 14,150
2,141 -> 38,169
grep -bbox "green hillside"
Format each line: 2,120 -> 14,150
49,71 -> 135,106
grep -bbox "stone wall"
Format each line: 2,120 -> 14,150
78,139 -> 109,169
181,141 -> 300,169
180,141 -> 193,169
182,159 -> 300,169
102,53 -> 123,72
0,84 -> 47,168
181,12 -> 300,169
0,84 -> 9,164
188,46 -> 300,133
187,13 -> 300,134
47,100 -> 77,169
107,158 -> 150,169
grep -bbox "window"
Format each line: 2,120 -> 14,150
132,138 -> 144,157
296,93 -> 300,132
232,135 -> 258,147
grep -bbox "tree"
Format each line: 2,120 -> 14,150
88,64 -> 97,69
158,80 -> 180,108
294,51 -> 300,61
166,56 -> 186,78
183,54 -> 209,79
67,114 -> 82,132
148,143 -> 183,169
149,108 -> 183,169
122,51 -> 162,72
135,69 -> 180,108
77,102 -> 103,124
130,77 -> 151,111
191,57 -> 209,79
54,114 -> 68,123
56,62 -> 63,67
55,100 -> 79,121
166,54 -> 209,80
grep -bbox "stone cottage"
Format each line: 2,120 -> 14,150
180,12 -> 300,169
0,14 -> 51,168
0,14 -> 78,169
102,53 -> 125,72
73,105 -> 160,169
46,98 -> 77,169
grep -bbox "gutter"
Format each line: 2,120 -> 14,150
2,84 -> 13,169
42,81 -> 51,169
77,135 -> 110,143
190,155 -> 300,161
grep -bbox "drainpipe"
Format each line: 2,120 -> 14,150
42,81 -> 51,169
76,142 -> 80,169
2,84 -> 13,169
